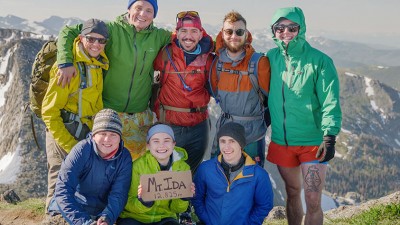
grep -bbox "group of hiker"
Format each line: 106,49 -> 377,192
39,0 -> 342,225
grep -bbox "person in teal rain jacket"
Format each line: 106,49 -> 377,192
266,7 -> 342,225
55,0 -> 171,161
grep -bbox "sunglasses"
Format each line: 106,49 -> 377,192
85,36 -> 107,44
273,24 -> 300,33
223,28 -> 246,37
176,11 -> 199,20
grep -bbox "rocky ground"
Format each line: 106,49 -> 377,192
0,191 -> 399,225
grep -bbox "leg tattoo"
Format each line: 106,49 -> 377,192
304,165 -> 321,193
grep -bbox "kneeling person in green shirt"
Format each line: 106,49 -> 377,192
118,123 -> 194,225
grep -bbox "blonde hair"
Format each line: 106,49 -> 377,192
223,11 -> 247,27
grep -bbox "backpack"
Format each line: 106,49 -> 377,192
211,52 -> 271,127
29,40 -> 58,118
29,40 -> 90,149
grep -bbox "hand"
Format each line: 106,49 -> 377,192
316,135 -> 336,163
137,184 -> 142,198
97,216 -> 108,225
191,182 -> 195,196
57,66 -> 76,87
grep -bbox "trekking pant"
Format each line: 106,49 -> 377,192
170,119 -> 210,175
118,108 -> 154,161
45,130 -> 68,213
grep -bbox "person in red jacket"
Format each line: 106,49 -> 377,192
153,11 -> 214,174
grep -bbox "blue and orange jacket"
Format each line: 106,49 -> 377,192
210,31 -> 271,143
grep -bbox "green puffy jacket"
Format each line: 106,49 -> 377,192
119,147 -> 190,223
267,7 -> 342,146
57,14 -> 171,113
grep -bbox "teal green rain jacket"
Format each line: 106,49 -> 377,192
267,7 -> 342,146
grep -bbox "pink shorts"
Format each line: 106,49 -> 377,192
267,141 -> 320,167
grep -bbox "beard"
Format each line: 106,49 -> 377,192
224,39 -> 246,53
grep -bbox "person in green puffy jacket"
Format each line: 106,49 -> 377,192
266,7 -> 342,225
118,123 -> 194,225
55,0 -> 171,161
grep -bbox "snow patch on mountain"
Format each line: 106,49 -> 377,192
0,48 -> 14,107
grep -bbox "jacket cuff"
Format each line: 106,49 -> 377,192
58,62 -> 74,69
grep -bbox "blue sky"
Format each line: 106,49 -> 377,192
1,0 -> 399,48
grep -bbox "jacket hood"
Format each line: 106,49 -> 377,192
270,7 -> 306,51
172,146 -> 188,162
215,29 -> 255,57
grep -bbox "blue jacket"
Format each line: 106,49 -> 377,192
54,134 -> 132,225
192,153 -> 274,225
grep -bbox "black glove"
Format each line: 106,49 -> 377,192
316,135 -> 336,163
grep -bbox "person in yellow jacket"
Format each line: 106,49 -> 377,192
41,18 -> 109,214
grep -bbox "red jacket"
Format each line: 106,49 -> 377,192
153,31 -> 214,126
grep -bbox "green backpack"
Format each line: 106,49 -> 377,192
29,40 -> 58,118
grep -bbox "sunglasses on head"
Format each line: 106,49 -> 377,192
85,36 -> 107,44
176,11 -> 199,20
223,28 -> 246,37
273,24 -> 300,34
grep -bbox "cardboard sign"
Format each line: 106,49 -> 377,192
140,170 -> 193,201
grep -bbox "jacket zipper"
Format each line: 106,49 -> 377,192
217,163 -> 231,192
282,50 -> 289,146
123,31 -> 138,112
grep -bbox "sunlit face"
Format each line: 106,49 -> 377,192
93,131 -> 120,158
147,133 -> 175,165
222,20 -> 247,53
127,0 -> 154,31
80,33 -> 106,58
177,21 -> 203,52
219,136 -> 242,165
274,19 -> 299,46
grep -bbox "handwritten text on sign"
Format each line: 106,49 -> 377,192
140,170 -> 192,201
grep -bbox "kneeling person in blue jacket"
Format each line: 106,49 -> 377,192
192,122 -> 274,225
49,109 -> 133,225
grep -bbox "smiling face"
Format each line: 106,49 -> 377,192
219,136 -> 243,165
222,20 -> 247,53
147,132 -> 176,165
127,0 -> 154,31
92,131 -> 120,158
274,19 -> 299,46
80,33 -> 106,58
177,21 -> 203,52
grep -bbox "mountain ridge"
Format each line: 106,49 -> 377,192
0,19 -> 399,208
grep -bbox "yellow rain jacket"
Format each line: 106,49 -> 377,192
42,37 -> 109,152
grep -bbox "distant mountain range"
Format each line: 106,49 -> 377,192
2,14 -> 399,91
0,16 -> 399,207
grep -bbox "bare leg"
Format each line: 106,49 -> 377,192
301,163 -> 327,225
277,165 -> 304,225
